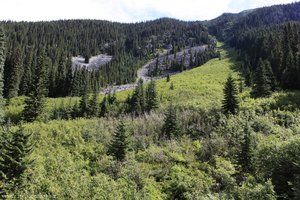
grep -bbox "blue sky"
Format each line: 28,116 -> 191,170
0,0 -> 297,22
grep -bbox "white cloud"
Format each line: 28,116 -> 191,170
0,0 -> 297,22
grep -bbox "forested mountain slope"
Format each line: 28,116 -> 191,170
1,18 -> 212,98
206,2 -> 300,97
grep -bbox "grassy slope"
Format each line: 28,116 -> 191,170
117,43 -> 240,110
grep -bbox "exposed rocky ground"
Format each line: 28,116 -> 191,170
72,54 -> 112,71
102,45 -> 207,94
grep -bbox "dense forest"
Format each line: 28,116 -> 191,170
0,1 -> 300,200
1,19 -> 211,98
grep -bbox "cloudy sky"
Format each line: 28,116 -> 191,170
0,0 -> 297,22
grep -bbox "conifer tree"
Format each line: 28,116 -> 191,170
64,57 -> 73,96
251,59 -> 271,98
166,74 -> 170,82
19,50 -> 33,96
22,52 -> 47,122
79,87 -> 89,118
129,79 -> 145,115
0,27 -> 5,123
244,65 -> 253,87
0,127 -> 33,194
238,124 -> 253,173
88,91 -> 98,117
145,79 -> 158,112
6,45 -> 22,99
108,120 -> 127,161
281,46 -> 297,89
99,96 -> 108,117
222,75 -> 239,115
264,60 -> 277,91
161,105 -> 180,139
56,53 -> 67,97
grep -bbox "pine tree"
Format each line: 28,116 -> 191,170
0,26 -> 5,123
108,120 -> 127,161
222,75 -> 239,115
251,59 -> 271,98
22,52 -> 47,122
145,79 -> 158,112
161,105 -> 180,140
0,127 -> 33,194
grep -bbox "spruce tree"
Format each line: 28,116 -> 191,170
238,124 -> 253,173
222,75 -> 239,115
6,45 -> 22,99
251,59 -> 271,98
244,65 -> 253,87
19,50 -> 33,96
108,120 -> 127,161
281,46 -> 297,89
129,78 -> 145,115
146,80 -> 158,112
64,57 -> 73,96
56,53 -> 67,97
0,26 -> 5,123
161,105 -> 180,139
0,127 -> 33,194
88,91 -> 98,117
99,96 -> 108,117
79,87 -> 89,118
22,52 -> 47,122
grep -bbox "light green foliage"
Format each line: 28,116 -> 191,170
237,177 -> 276,200
2,42 -> 300,199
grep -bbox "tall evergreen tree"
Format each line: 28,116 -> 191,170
161,105 -> 180,140
56,53 -> 67,97
281,46 -> 298,89
6,45 -> 22,99
0,127 -> 33,195
145,79 -> 158,112
64,57 -> 73,96
251,59 -> 272,98
108,120 -> 127,161
19,49 -> 33,96
0,26 -> 5,123
99,96 -> 108,117
129,78 -> 145,115
22,52 -> 47,122
88,91 -> 98,117
222,75 -> 239,115
238,124 -> 253,173
79,86 -> 89,118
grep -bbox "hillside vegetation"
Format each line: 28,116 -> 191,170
2,43 -> 300,199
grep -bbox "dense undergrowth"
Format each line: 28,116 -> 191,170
3,44 -> 300,199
